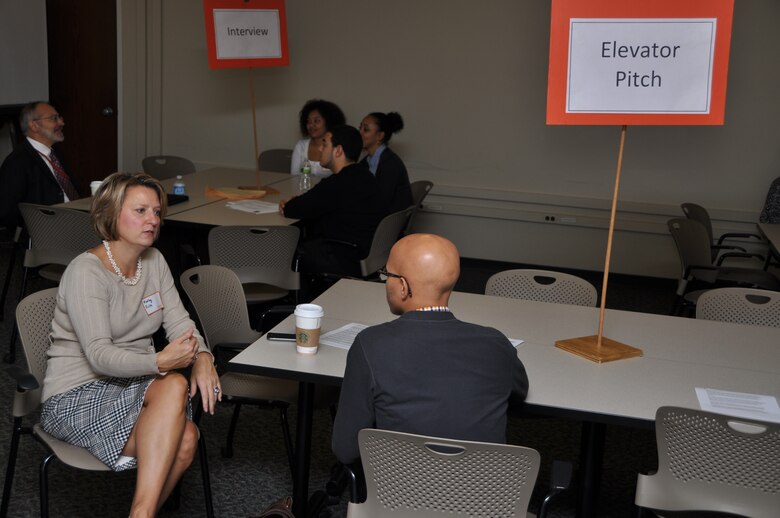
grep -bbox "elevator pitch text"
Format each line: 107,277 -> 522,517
602,41 -> 681,88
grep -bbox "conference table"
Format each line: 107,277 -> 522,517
64,167 -> 305,225
229,278 -> 780,517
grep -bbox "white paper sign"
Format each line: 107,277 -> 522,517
567,19 -> 716,114
696,388 -> 780,423
214,9 -> 282,60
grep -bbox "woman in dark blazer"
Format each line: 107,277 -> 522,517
359,111 -> 412,215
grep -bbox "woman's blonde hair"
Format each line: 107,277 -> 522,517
90,172 -> 167,241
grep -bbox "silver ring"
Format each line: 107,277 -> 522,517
213,387 -> 220,394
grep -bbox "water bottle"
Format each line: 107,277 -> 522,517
299,161 -> 312,192
173,175 -> 186,195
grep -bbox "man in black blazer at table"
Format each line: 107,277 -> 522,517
0,101 -> 79,229
331,233 -> 529,465
279,125 -> 383,276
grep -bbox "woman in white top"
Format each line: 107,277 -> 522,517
291,99 -> 346,177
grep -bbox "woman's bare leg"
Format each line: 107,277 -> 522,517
121,374 -> 197,518
156,421 -> 199,510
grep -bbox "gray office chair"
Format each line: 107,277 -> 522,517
405,180 -> 433,235
258,148 -> 293,173
6,204 -> 101,363
208,225 -> 300,304
346,429 -> 570,518
141,155 -> 196,180
359,206 -> 415,278
180,265 -> 298,473
485,269 -> 598,307
635,406 -> 780,518
681,202 -> 765,265
1,288 -> 214,518
695,287 -> 780,327
667,218 -> 780,315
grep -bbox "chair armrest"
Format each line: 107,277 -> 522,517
712,244 -> 747,253
538,460 -> 573,518
321,238 -> 359,249
716,251 -> 766,266
6,365 -> 39,391
342,464 -> 359,504
716,232 -> 764,245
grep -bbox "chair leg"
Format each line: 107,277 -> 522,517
221,402 -> 242,458
5,267 -> 30,364
0,417 -> 23,518
198,430 -> 215,518
279,405 -> 295,480
39,453 -> 56,518
0,242 -> 18,322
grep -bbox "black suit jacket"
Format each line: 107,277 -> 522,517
362,147 -> 412,215
0,138 -> 67,228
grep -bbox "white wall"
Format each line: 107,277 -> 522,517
121,0 -> 780,277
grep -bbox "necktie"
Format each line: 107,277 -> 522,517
47,152 -> 80,201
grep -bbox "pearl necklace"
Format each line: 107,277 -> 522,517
102,240 -> 142,286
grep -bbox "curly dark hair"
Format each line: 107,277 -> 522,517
298,99 -> 346,136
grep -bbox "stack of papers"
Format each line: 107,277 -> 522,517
225,200 -> 279,214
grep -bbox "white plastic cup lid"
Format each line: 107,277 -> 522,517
294,304 -> 324,318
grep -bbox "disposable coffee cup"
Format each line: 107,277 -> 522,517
295,304 -> 324,354
90,181 -> 103,196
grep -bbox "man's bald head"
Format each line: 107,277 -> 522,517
384,234 -> 460,314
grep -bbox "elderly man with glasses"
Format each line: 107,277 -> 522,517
0,101 -> 79,229
332,233 -> 529,466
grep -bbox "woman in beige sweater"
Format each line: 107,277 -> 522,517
40,172 -> 220,518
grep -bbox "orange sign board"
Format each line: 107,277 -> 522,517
204,0 -> 289,69
547,0 -> 734,125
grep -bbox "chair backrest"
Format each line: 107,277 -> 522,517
360,206 -> 415,277
696,287 -> 780,327
208,225 -> 300,290
667,218 -> 714,277
635,406 -> 780,518
180,265 -> 261,348
348,428 -> 540,518
15,288 -> 59,410
409,180 -> 433,209
19,203 -> 101,268
258,148 -> 293,173
680,202 -> 715,245
141,155 -> 196,180
405,180 -> 433,235
485,269 -> 598,307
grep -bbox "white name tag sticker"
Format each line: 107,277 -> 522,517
142,291 -> 163,316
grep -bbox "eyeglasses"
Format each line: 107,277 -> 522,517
378,267 -> 412,297
34,114 -> 63,123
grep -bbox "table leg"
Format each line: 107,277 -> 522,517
576,421 -> 606,518
292,382 -> 315,517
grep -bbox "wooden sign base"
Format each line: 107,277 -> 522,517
555,335 -> 643,363
237,185 -> 279,195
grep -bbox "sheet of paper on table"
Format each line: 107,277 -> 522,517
696,387 -> 780,423
225,199 -> 279,214
320,322 -> 523,350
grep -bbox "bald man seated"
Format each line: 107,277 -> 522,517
331,233 -> 529,465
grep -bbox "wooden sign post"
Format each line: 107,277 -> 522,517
546,0 -> 734,362
204,0 -> 289,191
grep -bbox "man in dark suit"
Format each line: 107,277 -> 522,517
279,125 -> 383,276
0,101 -> 79,229
331,233 -> 529,465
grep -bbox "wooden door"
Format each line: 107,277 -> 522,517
46,0 -> 117,196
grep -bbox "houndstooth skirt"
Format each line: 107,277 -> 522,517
40,375 -> 192,472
